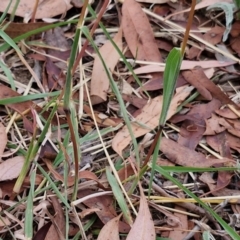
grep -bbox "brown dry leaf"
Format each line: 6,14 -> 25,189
0,0 -> 72,19
168,206 -> 188,240
126,191 -> 155,240
230,21 -> 240,37
45,195 -> 66,240
170,99 -> 221,150
134,60 -> 235,74
122,94 -> 148,109
5,22 -> 50,38
0,156 -> 24,181
204,113 -> 227,135
230,36 -> 240,56
33,222 -> 52,240
182,66 -> 239,109
215,106 -> 239,119
206,133 -> 240,153
112,85 -> 193,156
0,123 -> 7,161
122,0 -> 162,62
91,28 -> 123,104
97,215 -> 121,240
140,74 -> 186,92
182,70 -> 212,100
78,189 -> 130,233
44,158 -> 106,188
188,26 -> 224,59
160,138 -> 232,167
84,105 -> 122,127
0,85 -> 34,115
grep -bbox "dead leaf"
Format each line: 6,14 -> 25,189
78,189 -> 130,233
215,106 -> 239,119
33,222 -> 52,240
188,26 -> 224,59
126,191 -> 155,240
44,158 -> 106,188
230,21 -> 240,37
45,195 -> 66,240
112,85 -> 193,156
170,98 -> 221,150
160,138 -> 232,167
0,156 -> 24,181
122,94 -> 148,109
0,123 -> 7,161
182,66 -> 239,109
97,215 -> 121,240
204,113 -> 227,135
168,206 -> 188,240
134,60 -> 235,74
4,22 -> 50,38
0,0 -> 72,19
230,36 -> 240,56
91,27 -> 122,104
84,105 -> 122,127
182,70 -> 212,100
122,0 -> 162,62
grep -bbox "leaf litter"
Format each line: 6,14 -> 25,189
0,0 -> 240,239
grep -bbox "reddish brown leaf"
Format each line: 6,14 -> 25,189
231,21 -> 240,37
5,22 -> 50,38
84,105 -> 122,127
44,158 -> 106,188
134,60 -> 235,74
0,0 -> 72,19
230,36 -> 240,56
215,106 -> 239,119
182,66 -> 239,109
77,189 -> 130,233
168,206 -> 188,240
160,138 -> 232,167
204,114 -> 227,135
122,0 -> 162,62
126,190 -> 155,240
122,94 -> 147,109
45,195 -> 66,240
171,99 -> 221,150
97,215 -> 121,240
91,27 -> 122,104
0,123 -> 7,161
188,26 -> 224,59
33,222 -> 52,240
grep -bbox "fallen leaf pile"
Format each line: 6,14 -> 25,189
0,0 -> 240,239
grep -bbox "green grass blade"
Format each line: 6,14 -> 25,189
0,0 -> 13,23
24,169 -> 36,239
154,165 -> 240,239
160,48 -> 182,126
0,60 -> 16,90
156,166 -> 239,173
106,167 -> 132,225
0,91 -> 60,105
34,161 -> 70,208
148,48 -> 182,196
